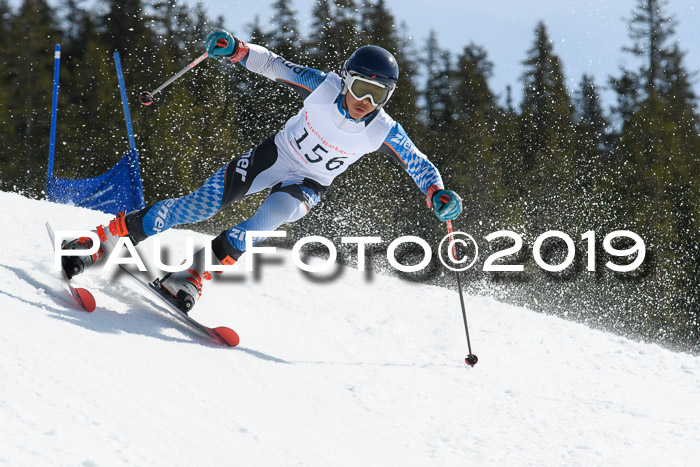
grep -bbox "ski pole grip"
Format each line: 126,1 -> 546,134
216,38 -> 229,48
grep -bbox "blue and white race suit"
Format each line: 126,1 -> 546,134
132,43 -> 445,263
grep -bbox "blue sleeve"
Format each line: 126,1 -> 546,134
238,43 -> 326,98
379,123 -> 444,195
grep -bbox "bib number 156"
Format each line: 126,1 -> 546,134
295,128 -> 347,171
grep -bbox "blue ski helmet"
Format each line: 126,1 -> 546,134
341,45 -> 399,108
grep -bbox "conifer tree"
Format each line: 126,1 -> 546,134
573,74 -> 609,195
0,0 -> 15,170
60,0 -> 94,46
102,0 -> 151,53
492,86 -> 523,227
450,44 -> 503,231
0,0 -> 11,37
6,0 -> 62,191
624,0 -> 677,94
305,0 -> 334,70
59,39 -> 121,176
419,29 -> 460,202
151,0 -> 194,58
421,31 -> 454,138
612,0 -> 698,232
331,0 -> 361,61
609,69 -> 641,124
100,0 -> 157,85
305,0 -> 358,71
610,0 -> 700,345
518,21 -> 576,233
420,30 -> 458,175
268,0 -> 300,61
660,42 -> 700,157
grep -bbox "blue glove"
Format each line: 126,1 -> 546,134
206,30 -> 237,58
431,189 -> 462,222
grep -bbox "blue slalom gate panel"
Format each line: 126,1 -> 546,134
46,46 -> 145,214
46,149 -> 145,214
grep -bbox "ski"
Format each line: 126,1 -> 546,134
45,222 -> 96,313
118,265 -> 240,347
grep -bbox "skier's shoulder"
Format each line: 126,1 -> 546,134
379,119 -> 423,160
373,108 -> 395,129
303,72 -> 344,102
317,71 -> 342,91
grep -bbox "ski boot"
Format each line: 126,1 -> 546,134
61,211 -> 137,279
151,247 -> 230,314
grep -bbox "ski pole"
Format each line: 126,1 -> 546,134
139,37 -> 234,105
446,220 -> 478,367
139,51 -> 209,105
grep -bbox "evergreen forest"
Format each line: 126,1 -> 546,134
0,0 -> 698,351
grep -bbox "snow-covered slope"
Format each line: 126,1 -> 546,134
1,191 -> 699,466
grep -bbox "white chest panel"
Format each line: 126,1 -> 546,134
276,73 -> 393,186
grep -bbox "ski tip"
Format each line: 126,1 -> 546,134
213,327 -> 240,347
75,288 -> 96,312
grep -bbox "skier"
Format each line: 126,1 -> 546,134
61,29 -> 463,313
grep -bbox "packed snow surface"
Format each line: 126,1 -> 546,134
1,191 -> 699,466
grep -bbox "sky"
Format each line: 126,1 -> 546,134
197,0 -> 699,109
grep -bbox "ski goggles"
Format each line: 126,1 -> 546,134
345,73 -> 394,106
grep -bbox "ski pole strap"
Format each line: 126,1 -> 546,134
229,40 -> 249,63
426,184 -> 440,208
